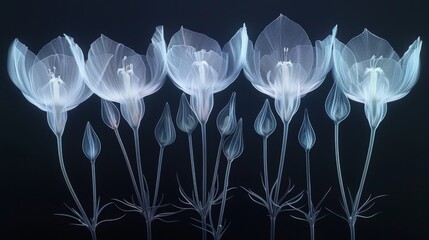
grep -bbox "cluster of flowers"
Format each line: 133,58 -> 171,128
7,14 -> 421,240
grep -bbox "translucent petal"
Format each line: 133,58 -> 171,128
101,99 -> 120,129
254,14 -> 313,73
143,26 -> 167,98
86,35 -> 146,102
216,92 -> 237,136
82,122 -> 101,162
47,107 -> 67,137
254,99 -> 277,138
223,118 -> 243,161
306,26 -> 337,94
168,27 -> 222,54
64,34 -> 88,81
325,83 -> 350,123
393,38 -> 422,102
8,40 -> 35,93
36,36 -> 75,61
364,101 -> 387,129
221,24 -> 248,88
346,29 -> 400,62
120,97 -> 145,129
274,93 -> 300,123
190,89 -> 214,124
298,109 -> 316,150
176,93 -> 197,133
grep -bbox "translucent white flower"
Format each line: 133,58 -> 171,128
7,36 -> 92,135
67,27 -> 167,129
166,25 -> 248,123
333,29 -> 422,128
244,14 -> 336,123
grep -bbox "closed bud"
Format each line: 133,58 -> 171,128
298,109 -> 316,151
325,83 -> 350,123
217,92 -> 237,136
176,93 -> 197,134
82,122 -> 101,162
155,103 -> 176,147
254,99 -> 276,138
101,99 -> 120,129
223,118 -> 244,161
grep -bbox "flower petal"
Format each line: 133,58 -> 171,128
346,29 -> 399,62
168,27 -> 222,53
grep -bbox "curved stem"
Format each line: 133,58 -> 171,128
353,127 -> 377,213
55,136 -> 89,226
153,146 -> 164,207
274,121 -> 290,202
270,217 -> 276,240
334,123 -> 350,216
187,133 -> 200,204
114,128 -> 143,206
132,127 -> 146,207
217,159 -> 232,231
263,137 -> 270,201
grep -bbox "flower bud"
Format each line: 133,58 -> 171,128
325,83 -> 350,123
82,122 -> 101,162
101,99 -> 120,129
254,99 -> 276,138
217,92 -> 237,136
176,93 -> 197,134
155,103 -> 176,147
223,118 -> 244,161
298,109 -> 316,151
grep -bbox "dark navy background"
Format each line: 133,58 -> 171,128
0,0 -> 427,239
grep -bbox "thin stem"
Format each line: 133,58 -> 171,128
349,222 -> 355,240
217,159 -> 232,230
90,229 -> 97,240
334,123 -> 349,216
270,217 -> 276,240
305,150 -> 313,215
310,223 -> 315,240
91,162 -> 97,225
56,136 -> 89,225
114,128 -> 143,206
201,122 -> 208,240
210,136 -> 225,198
353,128 -> 377,213
274,121 -> 290,202
187,133 -> 200,204
132,127 -> 146,207
147,220 -> 152,240
263,137 -> 270,201
153,146 -> 164,207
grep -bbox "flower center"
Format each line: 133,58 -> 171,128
364,55 -> 384,99
48,66 -> 64,103
117,56 -> 134,93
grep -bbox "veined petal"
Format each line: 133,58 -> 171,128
142,26 -> 167,98
346,29 -> 400,62
36,36 -> 75,61
332,39 -> 362,103
393,37 -> 422,102
7,39 -> 42,109
167,45 -> 226,94
168,27 -> 222,54
221,24 -> 248,89
86,35 -> 146,102
306,26 -> 337,94
254,14 -> 314,73
82,122 -> 101,162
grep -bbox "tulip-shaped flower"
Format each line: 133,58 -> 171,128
8,37 -> 92,136
73,26 -> 167,130
7,36 -> 95,237
331,30 -> 422,240
167,26 -> 247,240
167,25 -> 248,124
243,15 -> 335,240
